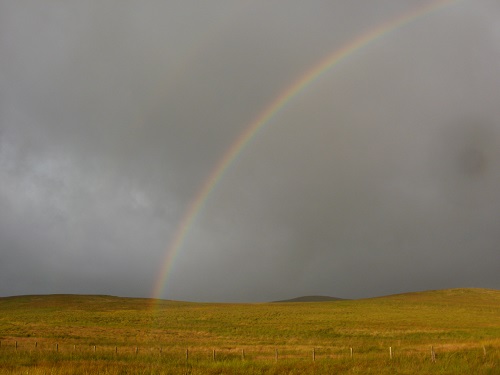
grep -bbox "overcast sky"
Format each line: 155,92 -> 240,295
1,1 -> 499,302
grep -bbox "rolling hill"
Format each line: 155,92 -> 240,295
273,295 -> 347,302
0,288 -> 498,374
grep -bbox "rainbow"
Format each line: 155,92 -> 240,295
152,0 -> 461,301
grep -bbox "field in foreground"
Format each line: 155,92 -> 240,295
0,288 -> 499,374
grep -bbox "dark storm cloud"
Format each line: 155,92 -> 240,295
1,1 -> 499,301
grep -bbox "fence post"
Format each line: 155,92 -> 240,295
186,348 -> 189,361
313,348 -> 315,361
135,347 -> 138,355
431,346 -> 436,362
350,347 -> 353,359
241,349 -> 245,361
212,349 -> 216,361
15,341 -> 18,350
115,346 -> 118,354
483,345 -> 486,357
94,345 -> 96,353
389,346 -> 393,359
35,342 -> 37,348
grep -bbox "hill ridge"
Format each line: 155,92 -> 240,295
273,295 -> 347,303
1,287 -> 498,304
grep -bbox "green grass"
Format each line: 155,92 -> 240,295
0,288 -> 499,374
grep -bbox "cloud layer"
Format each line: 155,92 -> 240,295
1,1 -> 499,301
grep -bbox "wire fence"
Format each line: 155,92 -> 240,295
0,338 -> 495,364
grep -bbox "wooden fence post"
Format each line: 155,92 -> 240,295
94,345 -> 96,353
241,349 -> 245,361
135,347 -> 138,355
15,341 -> 18,350
212,349 -> 216,361
389,346 -> 393,359
350,347 -> 353,359
115,346 -> 118,354
431,346 -> 436,362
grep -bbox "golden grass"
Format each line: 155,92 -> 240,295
0,288 -> 499,374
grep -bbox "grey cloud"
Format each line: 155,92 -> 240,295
1,1 -> 499,301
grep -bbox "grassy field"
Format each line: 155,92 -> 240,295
0,288 -> 498,374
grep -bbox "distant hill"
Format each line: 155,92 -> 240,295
366,287 -> 500,303
273,295 -> 347,302
2,288 -> 498,305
